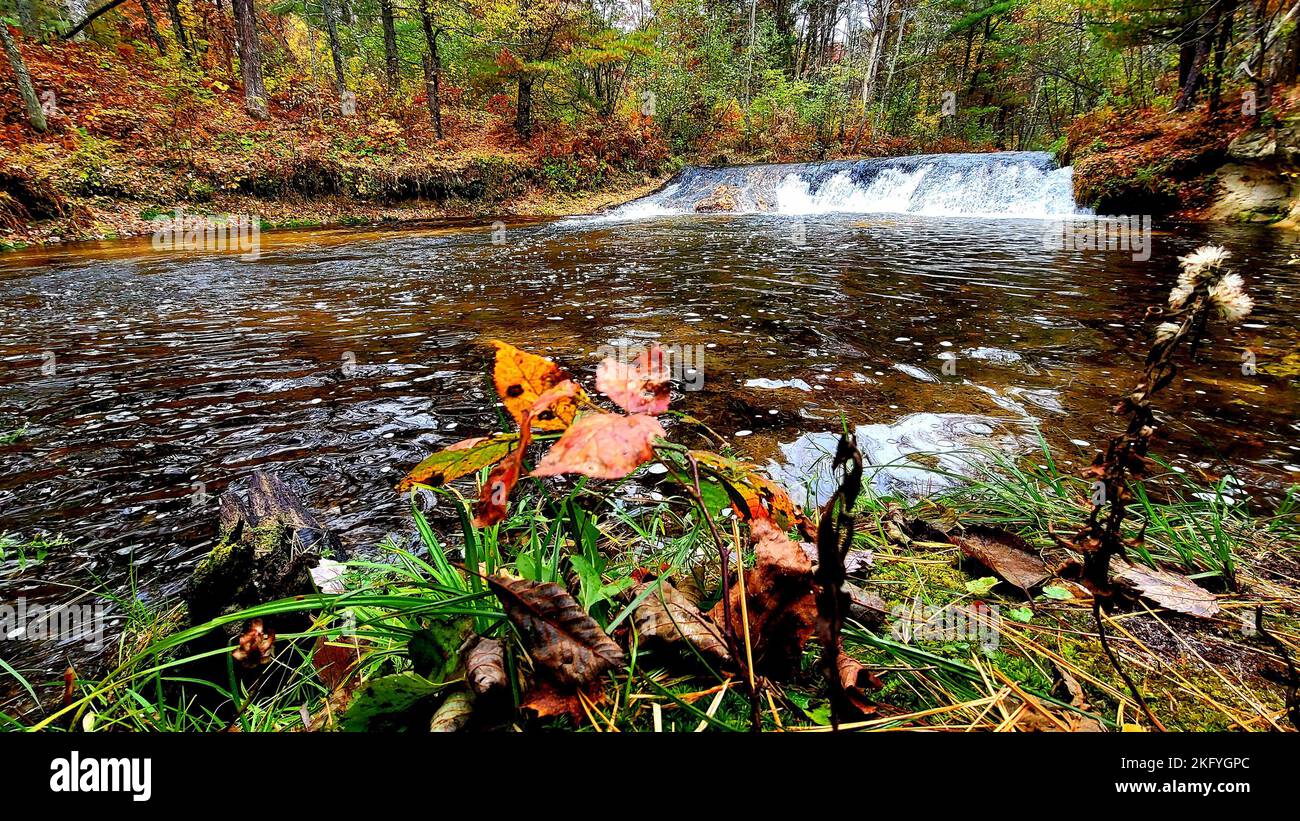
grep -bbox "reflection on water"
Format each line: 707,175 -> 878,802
2,213 -> 1299,696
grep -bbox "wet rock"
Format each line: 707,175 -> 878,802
694,184 -> 739,213
1207,163 -> 1292,223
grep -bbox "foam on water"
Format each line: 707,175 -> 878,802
600,151 -> 1081,220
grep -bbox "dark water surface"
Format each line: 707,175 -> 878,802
2,213 -> 1299,705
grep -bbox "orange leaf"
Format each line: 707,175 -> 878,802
532,413 -> 665,480
687,450 -> 811,536
473,414 -> 534,528
490,341 -> 584,431
595,343 -> 671,415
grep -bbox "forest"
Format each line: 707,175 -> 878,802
2,0 -> 1300,240
1,0 -> 1299,754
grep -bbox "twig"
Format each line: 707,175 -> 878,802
1093,598 -> 1165,731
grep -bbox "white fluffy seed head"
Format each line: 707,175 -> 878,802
1177,245 -> 1231,282
1154,321 -> 1180,344
1208,273 -> 1253,322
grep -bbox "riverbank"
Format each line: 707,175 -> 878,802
11,431 -> 1296,733
0,34 -> 678,250
0,170 -> 673,250
1067,87 -> 1300,225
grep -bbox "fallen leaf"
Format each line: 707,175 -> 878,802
429,690 -> 476,732
951,525 -> 1050,595
521,678 -> 605,722
340,671 -> 444,731
1041,584 -> 1074,601
310,557 -> 348,594
490,340 -> 583,431
397,433 -> 520,492
232,618 -> 275,668
488,574 -> 626,687
965,576 -> 1000,595
836,645 -> 882,714
532,412 -> 665,480
407,618 -> 474,682
311,635 -> 366,692
631,580 -> 732,667
710,517 -> 817,677
596,343 -> 671,415
467,637 -> 508,696
1110,559 -> 1220,618
847,584 -> 889,627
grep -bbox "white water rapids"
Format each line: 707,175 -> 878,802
606,151 -> 1082,219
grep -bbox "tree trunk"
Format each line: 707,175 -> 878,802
165,0 -> 193,62
320,0 -> 347,99
233,0 -> 268,118
140,0 -> 167,53
380,0 -> 399,90
0,24 -> 47,132
1173,3 -> 1219,111
515,75 -> 532,137
418,1 -> 442,138
1208,3 -> 1236,112
16,0 -> 37,34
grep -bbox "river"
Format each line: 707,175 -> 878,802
2,153 -> 1299,708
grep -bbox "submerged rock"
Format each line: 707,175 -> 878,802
694,184 -> 740,213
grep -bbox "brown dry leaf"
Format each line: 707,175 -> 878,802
847,584 -> 889,627
1051,660 -> 1105,732
836,645 -> 883,715
311,635 -> 367,692
521,679 -> 606,723
951,525 -> 1050,595
710,517 -> 818,677
472,413 -> 533,528
232,618 -> 275,668
397,433 -> 520,492
631,580 -> 732,667
490,340 -> 584,431
1110,559 -> 1220,618
596,343 -> 671,415
488,574 -> 626,687
466,637 -> 508,696
532,412 -> 665,480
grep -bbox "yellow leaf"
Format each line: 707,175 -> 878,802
490,340 -> 585,431
397,433 -> 520,492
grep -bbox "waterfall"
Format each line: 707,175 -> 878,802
607,151 -> 1081,219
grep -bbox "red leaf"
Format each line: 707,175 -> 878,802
596,344 -> 671,415
532,413 -> 666,480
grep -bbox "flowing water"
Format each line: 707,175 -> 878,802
3,153 -> 1300,707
